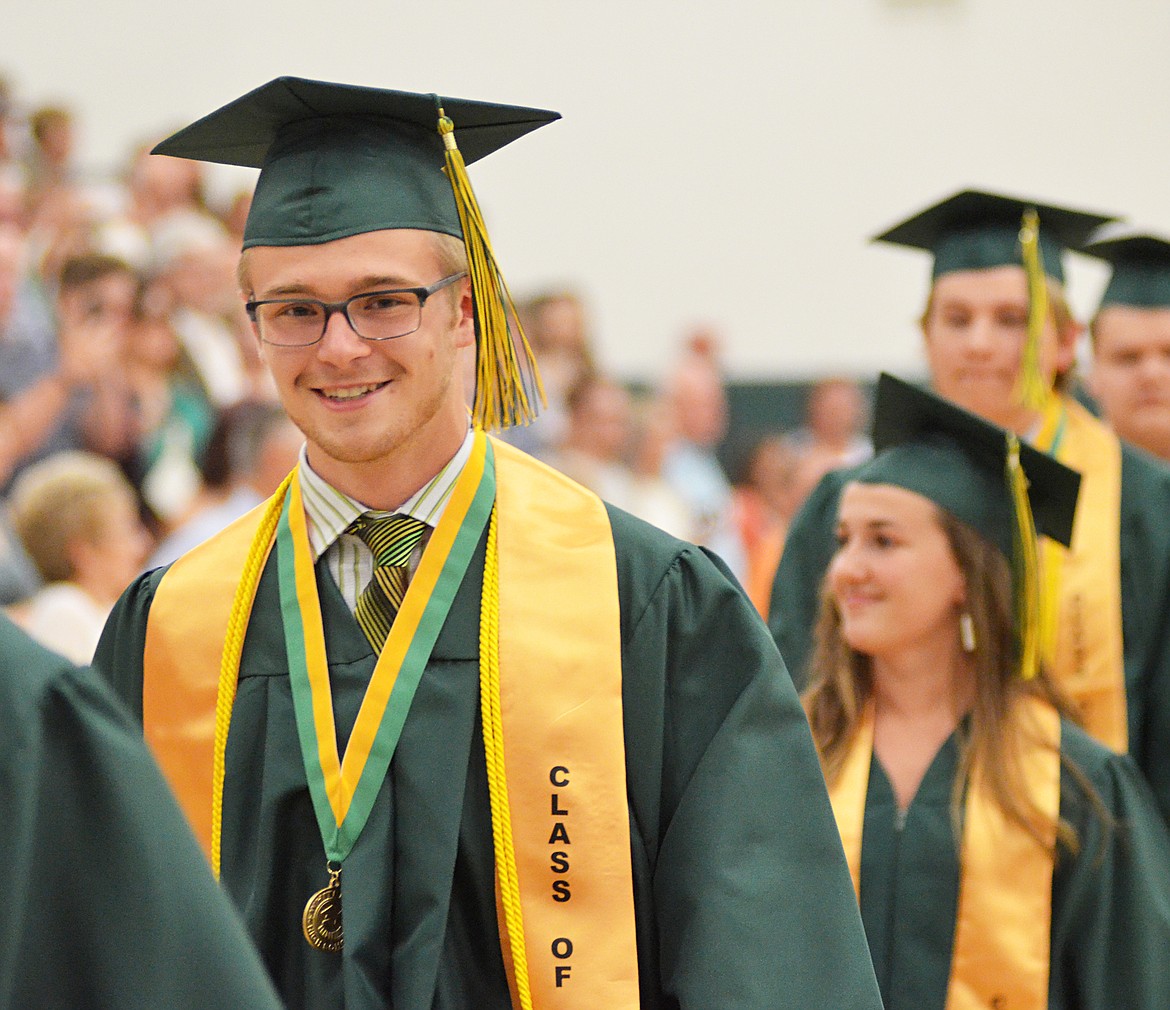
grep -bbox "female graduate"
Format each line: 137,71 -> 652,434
804,373 -> 1170,1010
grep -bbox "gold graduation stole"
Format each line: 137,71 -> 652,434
1035,397 -> 1127,752
143,432 -> 640,1008
827,697 -> 1061,1010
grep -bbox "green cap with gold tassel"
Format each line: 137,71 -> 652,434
872,189 -> 1115,283
151,76 -> 560,430
857,374 -> 1081,679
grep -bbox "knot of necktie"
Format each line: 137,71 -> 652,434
348,513 -> 429,652
349,513 -> 429,567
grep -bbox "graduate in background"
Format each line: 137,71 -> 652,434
0,613 -> 284,1008
770,190 -> 1170,826
806,373 -> 1170,1010
93,77 -> 882,1010
1082,224 -> 1170,462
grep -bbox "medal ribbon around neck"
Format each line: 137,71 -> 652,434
275,433 -> 494,860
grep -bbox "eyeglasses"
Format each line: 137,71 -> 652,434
245,271 -> 468,347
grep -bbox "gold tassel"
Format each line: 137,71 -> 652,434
436,108 -> 546,431
1016,209 -> 1051,412
1006,434 -> 1041,680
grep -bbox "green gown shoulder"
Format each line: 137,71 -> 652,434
0,614 -> 282,1009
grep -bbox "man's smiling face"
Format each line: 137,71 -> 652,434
244,228 -> 473,496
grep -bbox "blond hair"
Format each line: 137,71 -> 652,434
8,451 -> 136,583
237,231 -> 469,299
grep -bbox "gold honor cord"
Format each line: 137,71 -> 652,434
480,507 -> 534,1010
1017,209 -> 1052,413
212,473 -> 292,877
436,106 -> 546,432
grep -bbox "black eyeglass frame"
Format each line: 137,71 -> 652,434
245,271 -> 469,347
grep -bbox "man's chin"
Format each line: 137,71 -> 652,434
937,385 -> 1015,422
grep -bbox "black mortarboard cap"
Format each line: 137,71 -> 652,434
1081,221 -> 1170,310
855,373 -> 1081,557
152,76 -> 560,248
872,189 -> 1116,284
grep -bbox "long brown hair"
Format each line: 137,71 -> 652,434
805,502 -> 1100,853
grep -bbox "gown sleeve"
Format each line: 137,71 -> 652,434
614,517 -> 883,1009
1118,445 -> 1170,827
0,616 -> 284,1010
766,466 -> 853,690
92,566 -> 167,721
1049,723 -> 1170,1009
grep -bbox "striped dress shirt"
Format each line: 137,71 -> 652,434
296,430 -> 474,613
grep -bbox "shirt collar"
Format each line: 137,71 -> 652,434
297,428 -> 475,561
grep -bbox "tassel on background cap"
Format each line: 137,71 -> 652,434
1005,433 -> 1042,680
437,106 -> 546,432
1016,209 -> 1051,413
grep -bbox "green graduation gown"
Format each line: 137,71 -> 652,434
94,505 -> 884,1010
859,719 -> 1170,1009
769,438 -> 1170,825
0,615 -> 284,1010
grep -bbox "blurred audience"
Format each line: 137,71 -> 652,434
6,451 -> 152,663
624,397 -> 697,540
25,105 -> 76,211
153,210 -> 255,407
149,400 -> 302,568
0,252 -> 138,489
731,434 -> 803,618
503,288 -> 596,461
121,276 -> 218,524
786,376 -> 872,504
549,371 -> 637,506
660,333 -> 747,580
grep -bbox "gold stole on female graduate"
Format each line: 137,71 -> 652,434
828,697 -> 1062,1010
143,432 -> 640,1009
1036,398 -> 1127,752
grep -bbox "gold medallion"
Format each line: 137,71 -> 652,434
302,864 -> 344,952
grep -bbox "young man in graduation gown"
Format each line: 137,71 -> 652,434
1082,224 -> 1170,462
0,614 -> 284,1009
768,190 -> 1170,825
93,77 -> 883,1010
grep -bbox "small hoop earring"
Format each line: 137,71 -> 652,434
959,612 -> 977,654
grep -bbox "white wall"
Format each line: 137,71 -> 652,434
7,0 -> 1170,383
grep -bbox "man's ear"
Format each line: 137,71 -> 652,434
454,279 -> 476,350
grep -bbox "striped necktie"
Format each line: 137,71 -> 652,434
348,512 -> 430,652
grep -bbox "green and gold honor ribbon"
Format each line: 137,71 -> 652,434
276,455 -> 492,859
1034,400 -> 1126,751
277,437 -> 494,947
